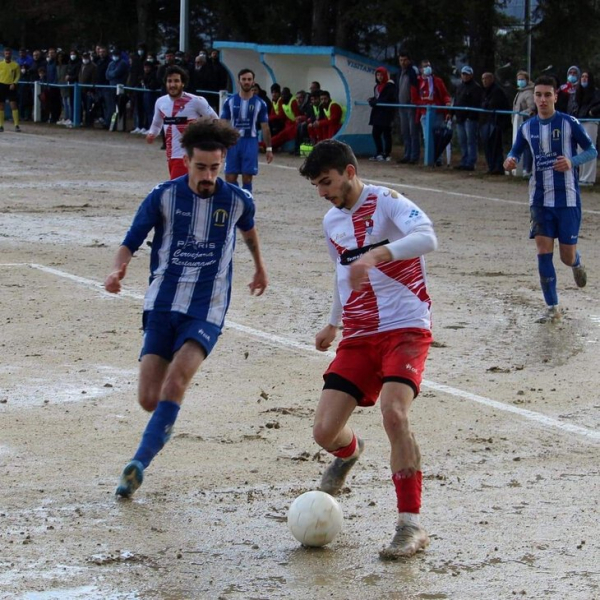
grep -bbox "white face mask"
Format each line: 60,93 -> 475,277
70,54 -> 77,61
112,55 -> 119,62
82,59 -> 90,65
138,50 -> 144,56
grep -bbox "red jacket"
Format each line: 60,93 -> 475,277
412,75 -> 451,120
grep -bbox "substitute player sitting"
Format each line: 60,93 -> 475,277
299,140 -> 438,559
504,75 -> 597,323
146,65 -> 218,179
105,120 -> 268,498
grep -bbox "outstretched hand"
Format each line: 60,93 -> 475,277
104,263 -> 128,294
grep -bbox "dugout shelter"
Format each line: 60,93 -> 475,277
213,42 -> 397,157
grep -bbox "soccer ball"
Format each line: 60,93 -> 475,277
287,490 -> 343,547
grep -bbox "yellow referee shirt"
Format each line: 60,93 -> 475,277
0,59 -> 20,85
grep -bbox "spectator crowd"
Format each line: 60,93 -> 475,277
3,43 -> 600,184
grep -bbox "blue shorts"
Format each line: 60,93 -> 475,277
529,205 -> 581,245
225,137 -> 259,176
140,311 -> 222,361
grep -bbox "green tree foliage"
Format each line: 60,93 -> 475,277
0,0 -> 518,80
532,0 -> 600,79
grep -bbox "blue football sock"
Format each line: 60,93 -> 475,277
132,400 -> 180,468
242,182 -> 253,193
538,252 -> 558,306
572,251 -> 581,267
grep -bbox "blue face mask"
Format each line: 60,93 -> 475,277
581,81 -> 589,88
422,66 -> 432,77
567,74 -> 578,84
112,55 -> 120,62
517,79 -> 526,89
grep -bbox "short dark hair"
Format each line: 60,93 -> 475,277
534,75 -> 558,91
164,65 -> 188,85
399,50 -> 411,59
180,120 -> 240,157
319,90 -> 331,99
238,68 -> 255,80
270,83 -> 281,93
299,139 -> 358,180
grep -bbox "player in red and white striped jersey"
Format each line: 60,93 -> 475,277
299,139 -> 437,560
147,65 -> 218,179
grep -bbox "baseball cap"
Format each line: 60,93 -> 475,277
461,66 -> 474,75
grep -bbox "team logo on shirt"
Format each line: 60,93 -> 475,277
552,128 -> 561,141
363,215 -> 374,235
213,209 -> 228,227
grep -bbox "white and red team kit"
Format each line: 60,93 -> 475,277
148,92 -> 218,178
324,184 -> 434,339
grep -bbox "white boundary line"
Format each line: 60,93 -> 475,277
2,262 -> 597,443
271,163 -> 600,216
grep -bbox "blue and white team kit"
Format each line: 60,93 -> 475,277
220,94 -> 268,175
510,110 -> 594,243
122,176 -> 255,358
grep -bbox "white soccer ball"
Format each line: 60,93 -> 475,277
287,490 -> 343,547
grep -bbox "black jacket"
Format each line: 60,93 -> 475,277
454,79 -> 483,122
369,80 -> 397,127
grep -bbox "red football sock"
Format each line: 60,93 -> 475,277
332,434 -> 357,459
392,470 -> 422,513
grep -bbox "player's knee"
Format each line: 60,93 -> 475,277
160,372 -> 189,402
138,394 -> 159,412
381,404 -> 410,434
312,422 -> 339,450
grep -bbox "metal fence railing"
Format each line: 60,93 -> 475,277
14,81 -> 227,131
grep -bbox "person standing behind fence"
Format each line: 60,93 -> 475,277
94,46 -> 111,128
140,60 -> 161,134
79,52 -> 97,127
105,48 -> 129,128
574,70 -> 600,186
205,49 -> 229,111
192,52 -> 211,95
412,60 -> 451,165
480,72 -> 510,175
147,65 -> 218,179
368,67 -> 397,162
512,71 -> 535,177
453,66 -> 482,171
397,52 -> 420,164
56,52 -> 71,125
0,47 -> 21,132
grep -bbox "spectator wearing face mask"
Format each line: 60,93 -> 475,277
574,70 -> 600,186
412,59 -> 451,165
557,65 -> 580,115
105,48 -> 130,128
512,70 -> 535,177
79,51 -> 97,127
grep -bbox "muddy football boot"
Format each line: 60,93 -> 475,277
536,305 -> 562,324
319,437 -> 365,495
379,523 -> 430,560
572,264 -> 587,288
115,460 -> 144,498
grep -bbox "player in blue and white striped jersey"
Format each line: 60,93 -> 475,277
505,75 -> 598,323
220,68 -> 273,194
105,120 -> 268,498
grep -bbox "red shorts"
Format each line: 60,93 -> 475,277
324,328 -> 432,406
168,158 -> 187,180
